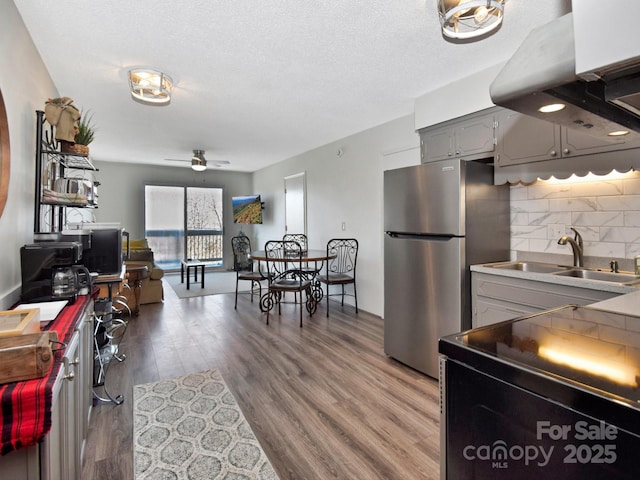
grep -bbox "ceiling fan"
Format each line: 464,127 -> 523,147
164,149 -> 230,171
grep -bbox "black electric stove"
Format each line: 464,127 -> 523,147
439,305 -> 640,480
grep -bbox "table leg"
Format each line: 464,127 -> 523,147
181,263 -> 185,284
200,265 -> 205,288
186,266 -> 191,290
131,277 -> 143,316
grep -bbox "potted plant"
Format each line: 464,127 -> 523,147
61,109 -> 96,156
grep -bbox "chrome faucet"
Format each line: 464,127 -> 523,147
558,227 -> 584,267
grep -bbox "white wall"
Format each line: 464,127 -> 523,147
0,1 -> 58,309
252,114 -> 419,317
414,63 -> 504,131
93,160 -> 254,271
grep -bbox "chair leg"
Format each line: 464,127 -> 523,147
353,280 -> 358,313
341,284 -> 345,306
325,283 -> 330,317
299,293 -> 303,327
234,277 -> 239,309
307,286 -> 314,319
266,292 -> 270,325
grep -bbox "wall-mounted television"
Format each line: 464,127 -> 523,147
232,194 -> 263,224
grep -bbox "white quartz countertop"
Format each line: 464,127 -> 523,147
471,262 -> 639,295
588,289 -> 640,316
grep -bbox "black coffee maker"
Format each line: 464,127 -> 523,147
20,242 -> 89,304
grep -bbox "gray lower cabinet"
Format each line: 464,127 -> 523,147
471,272 -> 622,328
0,302 -> 93,480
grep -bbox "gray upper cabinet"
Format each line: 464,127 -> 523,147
495,109 -> 561,166
422,107 -> 640,182
420,127 -> 453,162
562,126 -> 640,156
495,109 -> 640,167
420,109 -> 496,163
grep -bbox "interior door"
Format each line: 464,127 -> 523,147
284,172 -> 306,235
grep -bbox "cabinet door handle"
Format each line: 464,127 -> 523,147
549,150 -> 557,157
563,148 -> 570,155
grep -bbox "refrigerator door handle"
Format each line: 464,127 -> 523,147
386,231 -> 456,241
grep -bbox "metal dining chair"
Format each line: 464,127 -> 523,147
283,233 -> 323,293
318,238 -> 358,317
231,234 -> 268,309
282,233 -> 308,252
263,240 -> 315,327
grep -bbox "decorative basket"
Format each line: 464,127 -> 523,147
60,141 -> 89,156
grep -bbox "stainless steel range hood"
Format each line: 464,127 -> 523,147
490,13 -> 640,139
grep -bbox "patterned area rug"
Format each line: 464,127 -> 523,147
134,369 -> 278,479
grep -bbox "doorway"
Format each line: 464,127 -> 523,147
284,172 -> 306,235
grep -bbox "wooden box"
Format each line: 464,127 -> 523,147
0,331 -> 58,384
0,309 -> 41,337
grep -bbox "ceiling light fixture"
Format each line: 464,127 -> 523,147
128,68 -> 173,105
608,129 -> 631,137
438,0 -> 505,40
538,103 -> 566,113
191,150 -> 207,171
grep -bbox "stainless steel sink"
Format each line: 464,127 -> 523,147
552,268 -> 640,285
487,262 -> 570,274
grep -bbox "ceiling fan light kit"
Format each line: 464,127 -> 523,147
129,68 -> 173,105
191,150 -> 207,171
165,150 -> 230,171
438,0 -> 504,40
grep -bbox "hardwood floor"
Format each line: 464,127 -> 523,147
81,279 -> 441,479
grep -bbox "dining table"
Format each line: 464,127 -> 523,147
250,249 -> 336,314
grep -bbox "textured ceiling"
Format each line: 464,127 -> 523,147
14,1 -> 570,172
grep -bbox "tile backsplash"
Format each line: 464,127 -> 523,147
510,171 -> 640,269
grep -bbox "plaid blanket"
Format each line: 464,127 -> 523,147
0,295 -> 90,456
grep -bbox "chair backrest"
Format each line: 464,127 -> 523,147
283,233 -> 308,253
326,238 -> 358,276
264,240 -> 303,279
231,234 -> 253,271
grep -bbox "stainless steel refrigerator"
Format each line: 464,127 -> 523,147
383,158 -> 510,378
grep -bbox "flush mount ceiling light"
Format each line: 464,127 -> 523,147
128,68 -> 173,105
438,0 -> 505,40
191,150 -> 207,171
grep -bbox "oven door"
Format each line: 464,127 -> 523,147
440,357 -> 640,480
